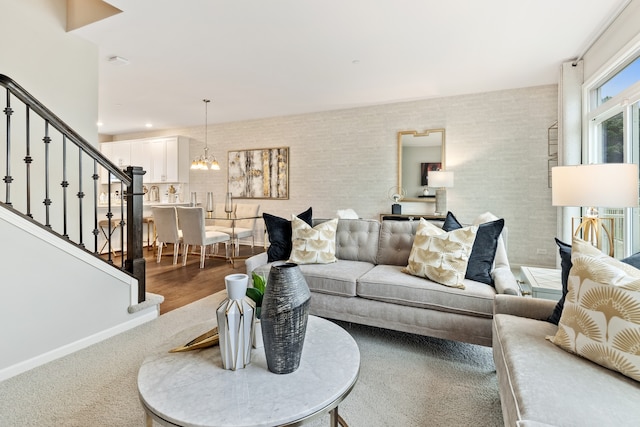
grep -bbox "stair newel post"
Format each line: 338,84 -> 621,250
125,166 -> 146,303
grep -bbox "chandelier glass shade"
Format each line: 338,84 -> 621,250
191,99 -> 220,170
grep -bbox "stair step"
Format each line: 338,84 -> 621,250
128,292 -> 164,314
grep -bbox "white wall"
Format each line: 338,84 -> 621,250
0,0 -> 156,381
0,0 -> 98,142
0,209 -> 156,381
0,0 -> 99,245
115,85 -> 559,268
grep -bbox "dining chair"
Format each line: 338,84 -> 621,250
228,203 -> 261,255
206,202 -> 236,253
208,203 -> 236,227
177,206 -> 231,268
207,203 -> 260,256
151,206 -> 182,264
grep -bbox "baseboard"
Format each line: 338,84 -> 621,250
0,307 -> 159,382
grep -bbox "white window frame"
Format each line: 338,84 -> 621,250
583,34 -> 640,257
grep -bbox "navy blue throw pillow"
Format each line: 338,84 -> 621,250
442,211 -> 505,286
547,238 -> 572,325
263,208 -> 312,262
621,252 -> 640,269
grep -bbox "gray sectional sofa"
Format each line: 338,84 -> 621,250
245,217 -> 520,347
493,294 -> 640,426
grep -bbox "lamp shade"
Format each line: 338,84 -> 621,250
429,170 -> 454,188
552,164 -> 639,208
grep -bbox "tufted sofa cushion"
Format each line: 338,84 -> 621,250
376,220 -> 419,266
314,218 -> 380,264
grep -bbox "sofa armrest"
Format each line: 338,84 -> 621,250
493,294 -> 556,320
492,267 -> 520,296
244,252 -> 268,277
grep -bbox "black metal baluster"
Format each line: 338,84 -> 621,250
106,178 -> 113,263
43,121 -> 51,228
25,105 -> 32,217
77,147 -> 86,247
92,159 -> 99,253
61,135 -> 69,238
119,180 -> 125,268
3,89 -> 13,206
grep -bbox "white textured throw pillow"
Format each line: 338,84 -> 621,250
403,218 -> 478,289
547,237 -> 640,383
336,208 -> 359,219
288,217 -> 338,264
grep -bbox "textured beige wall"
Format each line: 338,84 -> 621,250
116,84 -> 558,268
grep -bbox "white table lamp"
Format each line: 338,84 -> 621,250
429,170 -> 454,215
552,163 -> 638,255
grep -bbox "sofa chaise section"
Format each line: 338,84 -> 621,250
493,295 -> 640,426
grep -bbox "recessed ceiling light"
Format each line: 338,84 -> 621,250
97,122 -> 103,127
145,123 -> 153,128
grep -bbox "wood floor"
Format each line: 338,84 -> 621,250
108,244 -> 264,314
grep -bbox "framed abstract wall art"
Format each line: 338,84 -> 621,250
227,147 -> 289,199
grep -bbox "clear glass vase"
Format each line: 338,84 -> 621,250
206,192 -> 214,218
224,192 -> 233,218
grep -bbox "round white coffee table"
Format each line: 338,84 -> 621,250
138,315 -> 360,427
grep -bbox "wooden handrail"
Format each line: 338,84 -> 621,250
0,74 -> 146,303
0,74 -> 129,183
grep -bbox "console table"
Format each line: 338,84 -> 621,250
380,213 -> 446,222
138,316 -> 360,427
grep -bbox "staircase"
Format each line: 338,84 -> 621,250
0,74 -> 158,381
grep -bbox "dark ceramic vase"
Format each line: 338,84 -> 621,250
261,262 -> 311,374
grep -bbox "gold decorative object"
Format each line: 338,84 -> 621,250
571,216 -> 615,256
169,327 -> 219,353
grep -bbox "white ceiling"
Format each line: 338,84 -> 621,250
72,0 -> 630,136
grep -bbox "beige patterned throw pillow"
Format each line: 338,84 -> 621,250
288,217 -> 338,264
547,237 -> 640,382
403,218 -> 478,289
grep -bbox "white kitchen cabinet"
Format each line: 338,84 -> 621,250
101,136 -> 189,184
130,141 -> 150,181
100,141 -> 131,184
141,139 -> 167,183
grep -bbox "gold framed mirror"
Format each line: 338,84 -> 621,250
397,129 -> 446,202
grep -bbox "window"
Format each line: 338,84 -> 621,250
597,56 -> 640,106
586,49 -> 640,257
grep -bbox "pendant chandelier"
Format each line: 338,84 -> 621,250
191,99 -> 220,170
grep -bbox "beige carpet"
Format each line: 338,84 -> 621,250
0,292 -> 503,426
